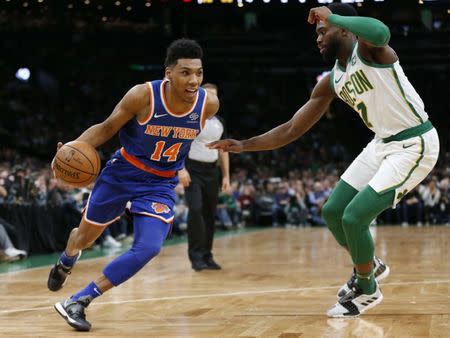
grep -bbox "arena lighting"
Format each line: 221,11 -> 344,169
318,0 -> 333,4
245,0 -> 253,3
84,0 -> 90,5
126,5 -> 132,11
263,0 -> 271,3
37,0 -> 44,3
237,0 -> 243,7
16,68 -> 31,82
23,2 -> 28,7
281,0 -> 288,3
298,0 -> 306,3
342,0 -> 364,3
67,3 -> 73,8
145,1 -> 151,6
115,1 -> 121,6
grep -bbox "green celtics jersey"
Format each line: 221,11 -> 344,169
329,42 -> 428,138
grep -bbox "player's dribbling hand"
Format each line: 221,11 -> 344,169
207,139 -> 244,153
50,142 -> 64,173
307,6 -> 332,25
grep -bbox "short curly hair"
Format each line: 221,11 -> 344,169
164,39 -> 203,67
328,3 -> 358,17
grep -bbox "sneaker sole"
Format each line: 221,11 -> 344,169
54,302 -> 90,331
328,292 -> 384,318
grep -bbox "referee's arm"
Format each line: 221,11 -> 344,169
218,150 -> 230,191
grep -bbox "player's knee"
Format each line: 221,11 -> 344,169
341,207 -> 360,234
134,243 -> 161,265
322,200 -> 342,229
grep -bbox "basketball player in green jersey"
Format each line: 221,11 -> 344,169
208,3 -> 439,317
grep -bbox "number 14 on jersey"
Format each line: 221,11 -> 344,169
150,141 -> 182,162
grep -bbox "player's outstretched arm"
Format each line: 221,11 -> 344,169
308,6 -> 397,64
308,6 -> 390,47
208,74 -> 335,153
75,84 -> 149,148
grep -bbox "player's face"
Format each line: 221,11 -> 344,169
316,21 -> 341,64
166,59 -> 203,104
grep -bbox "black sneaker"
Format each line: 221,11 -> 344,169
54,296 -> 92,331
191,259 -> 208,271
328,282 -> 383,317
204,257 -> 222,270
336,256 -> 390,298
47,251 -> 81,292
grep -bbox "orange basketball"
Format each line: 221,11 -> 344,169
52,141 -> 101,188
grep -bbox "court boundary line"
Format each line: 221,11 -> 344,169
1,278 -> 450,315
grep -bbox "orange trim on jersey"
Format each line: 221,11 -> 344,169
120,147 -> 177,178
134,211 -> 174,224
200,90 -> 208,130
137,82 -> 154,125
160,80 -> 199,117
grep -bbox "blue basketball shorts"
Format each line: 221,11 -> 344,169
84,153 -> 177,226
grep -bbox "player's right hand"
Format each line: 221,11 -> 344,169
51,142 -> 64,173
207,139 -> 244,153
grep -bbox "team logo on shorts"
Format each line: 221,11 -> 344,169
151,202 -> 170,214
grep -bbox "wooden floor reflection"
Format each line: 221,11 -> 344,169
1,226 -> 449,337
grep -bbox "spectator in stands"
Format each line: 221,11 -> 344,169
0,220 -> 27,263
400,187 -> 424,226
307,181 -> 328,225
420,178 -> 441,224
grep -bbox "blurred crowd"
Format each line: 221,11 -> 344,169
1,144 -> 449,263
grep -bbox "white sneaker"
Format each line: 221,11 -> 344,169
328,282 -> 383,318
102,235 -> 122,248
4,247 -> 27,261
337,256 -> 390,298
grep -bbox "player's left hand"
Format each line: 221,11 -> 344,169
307,6 -> 332,25
221,176 -> 231,192
207,139 -> 244,153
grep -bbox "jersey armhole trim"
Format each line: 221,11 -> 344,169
137,82 -> 154,125
329,69 -> 336,95
200,90 -> 208,131
356,46 -> 394,69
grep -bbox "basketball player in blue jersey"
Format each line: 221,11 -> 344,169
209,4 -> 439,318
47,39 -> 219,331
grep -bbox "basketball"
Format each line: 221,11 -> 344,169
52,141 -> 101,188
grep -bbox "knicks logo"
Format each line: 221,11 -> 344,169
151,202 -> 170,214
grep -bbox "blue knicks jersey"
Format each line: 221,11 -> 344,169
119,80 -> 207,173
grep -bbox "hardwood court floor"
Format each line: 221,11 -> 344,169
1,226 -> 449,337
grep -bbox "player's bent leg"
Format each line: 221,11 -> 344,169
48,218 -> 106,292
329,186 -> 394,317
322,179 -> 358,247
54,214 -> 170,331
103,214 -> 170,285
